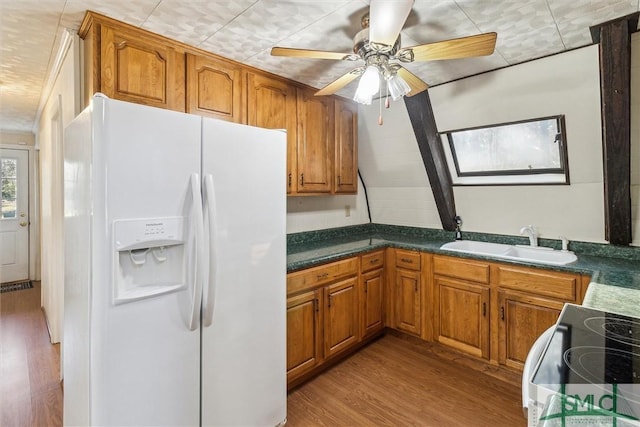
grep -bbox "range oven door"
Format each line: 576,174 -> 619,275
522,326 -> 555,420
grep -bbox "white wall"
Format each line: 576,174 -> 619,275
358,102 -> 441,229
358,43 -> 631,245
286,176 -> 370,233
37,32 -> 81,343
432,45 -> 605,244
631,32 -> 640,246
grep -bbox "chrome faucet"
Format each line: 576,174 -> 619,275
520,225 -> 538,247
454,216 -> 463,240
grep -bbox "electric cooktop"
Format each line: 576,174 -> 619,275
531,304 -> 640,425
532,304 -> 640,387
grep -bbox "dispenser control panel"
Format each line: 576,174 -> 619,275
114,217 -> 184,251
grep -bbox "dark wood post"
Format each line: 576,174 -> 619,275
404,91 -> 457,231
590,13 -> 638,245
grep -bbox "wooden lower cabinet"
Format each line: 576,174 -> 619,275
361,268 -> 384,338
324,277 -> 359,358
286,253 -> 384,388
286,289 -> 322,383
395,268 -> 422,336
434,276 -> 490,359
497,289 -> 564,370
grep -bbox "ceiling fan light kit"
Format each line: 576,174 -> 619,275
270,0 -> 497,114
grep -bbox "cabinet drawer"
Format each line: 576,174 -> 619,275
361,250 -> 385,273
493,264 -> 578,301
395,249 -> 421,271
287,257 -> 359,295
433,255 -> 490,284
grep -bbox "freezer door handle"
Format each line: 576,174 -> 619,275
202,174 -> 217,327
188,173 -> 205,331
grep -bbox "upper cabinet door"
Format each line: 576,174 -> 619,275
246,73 -> 297,194
100,25 -> 185,111
186,53 -> 244,123
296,89 -> 334,194
334,99 -> 358,194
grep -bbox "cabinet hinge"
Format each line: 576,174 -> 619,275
500,306 -> 505,321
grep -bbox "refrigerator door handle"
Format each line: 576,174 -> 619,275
202,174 -> 217,327
188,173 -> 205,331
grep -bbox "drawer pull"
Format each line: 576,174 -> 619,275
370,258 -> 379,264
401,258 -> 413,264
316,272 -> 329,280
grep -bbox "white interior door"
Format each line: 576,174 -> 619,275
0,148 -> 29,283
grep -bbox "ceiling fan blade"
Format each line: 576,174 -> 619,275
369,0 -> 414,46
396,67 -> 428,96
315,68 -> 365,96
402,32 -> 497,62
271,47 -> 356,61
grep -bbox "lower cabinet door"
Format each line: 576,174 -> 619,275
324,277 -> 359,359
498,289 -> 563,370
434,276 -> 490,359
286,289 -> 322,382
361,268 -> 384,338
395,268 -> 421,336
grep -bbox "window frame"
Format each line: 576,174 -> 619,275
441,115 -> 570,186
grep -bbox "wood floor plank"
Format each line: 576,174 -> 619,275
2,281 -> 525,427
287,334 -> 526,426
0,281 -> 63,427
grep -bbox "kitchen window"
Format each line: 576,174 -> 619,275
441,115 -> 569,185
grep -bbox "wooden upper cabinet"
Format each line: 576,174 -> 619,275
334,99 -> 358,194
246,73 -> 297,193
98,25 -> 185,111
296,88 -> 334,194
186,53 -> 244,122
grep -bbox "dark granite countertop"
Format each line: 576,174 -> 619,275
287,224 -> 640,316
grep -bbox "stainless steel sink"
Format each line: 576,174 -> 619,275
440,240 -> 577,266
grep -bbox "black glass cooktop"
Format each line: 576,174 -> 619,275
532,304 -> 640,386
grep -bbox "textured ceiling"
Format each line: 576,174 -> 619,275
0,0 -> 639,132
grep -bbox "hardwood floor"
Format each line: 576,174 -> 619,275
0,281 -> 62,427
0,283 -> 524,426
287,331 -> 526,427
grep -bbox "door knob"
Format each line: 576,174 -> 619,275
19,221 -> 28,227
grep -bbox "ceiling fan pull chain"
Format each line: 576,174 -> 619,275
378,92 -> 383,126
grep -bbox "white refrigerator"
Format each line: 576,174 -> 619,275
63,94 -> 287,426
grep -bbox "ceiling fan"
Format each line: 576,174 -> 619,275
271,0 -> 497,105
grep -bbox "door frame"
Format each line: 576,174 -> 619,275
0,143 -> 39,282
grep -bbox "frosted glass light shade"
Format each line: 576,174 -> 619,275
353,65 -> 380,104
387,73 -> 411,100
